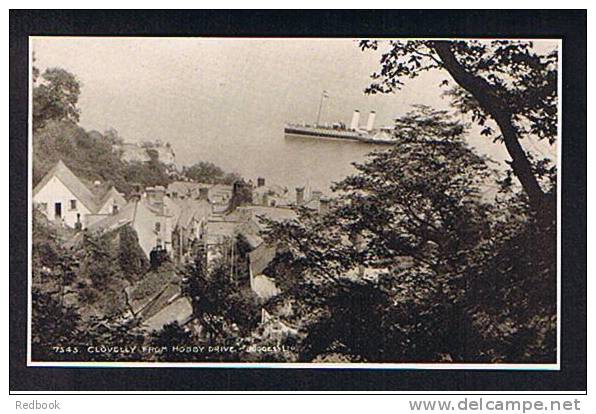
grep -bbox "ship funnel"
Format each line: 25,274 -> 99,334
366,111 -> 376,132
350,110 -> 361,130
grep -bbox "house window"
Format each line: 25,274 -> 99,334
155,222 -> 161,233
112,204 -> 119,214
70,199 -> 77,210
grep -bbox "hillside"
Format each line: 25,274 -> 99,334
33,120 -> 173,195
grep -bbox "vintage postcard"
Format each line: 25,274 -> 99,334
26,35 -> 563,369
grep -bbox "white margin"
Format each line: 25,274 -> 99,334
556,38 -> 563,369
27,36 -> 34,365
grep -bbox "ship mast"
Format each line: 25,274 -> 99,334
315,90 -> 329,126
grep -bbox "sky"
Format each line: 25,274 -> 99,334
30,37 -> 559,189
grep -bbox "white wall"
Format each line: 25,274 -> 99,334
33,176 -> 91,228
96,195 -> 123,215
132,202 -> 163,258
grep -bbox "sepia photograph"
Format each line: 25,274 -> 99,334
26,34 -> 562,367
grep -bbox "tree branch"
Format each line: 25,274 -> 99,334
430,41 -> 548,214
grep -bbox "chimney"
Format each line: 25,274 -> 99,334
295,187 -> 305,205
155,186 -> 166,203
198,187 -> 209,201
366,111 -> 376,132
319,197 -> 330,214
129,183 -> 143,202
257,177 -> 266,187
350,110 -> 360,130
145,186 -> 155,199
311,190 -> 322,202
146,186 -> 166,211
229,181 -> 252,212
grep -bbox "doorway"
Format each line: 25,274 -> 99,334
54,202 -> 62,219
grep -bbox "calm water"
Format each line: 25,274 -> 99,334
33,38 -> 525,190
33,38 -> 425,193
258,134 -> 380,194
181,125 -> 382,196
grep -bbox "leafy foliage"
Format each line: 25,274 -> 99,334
183,256 -> 260,339
262,107 -> 556,363
361,40 -> 558,145
78,232 -> 122,288
30,52 -> 557,364
118,226 -> 150,281
149,322 -> 197,362
31,287 -> 82,361
32,120 -> 173,194
182,161 -> 242,185
32,64 -> 173,194
360,39 -> 558,215
31,209 -> 77,289
33,67 -> 81,131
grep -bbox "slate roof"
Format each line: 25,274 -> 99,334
249,243 -> 279,276
236,219 -> 264,249
34,160 -> 100,212
234,206 -> 297,231
86,201 -> 137,233
142,295 -> 193,332
249,244 -> 282,300
99,186 -> 126,209
210,184 -> 233,196
204,220 -> 240,244
167,181 -> 205,197
174,199 -> 212,229
33,160 -> 125,214
253,184 -> 287,197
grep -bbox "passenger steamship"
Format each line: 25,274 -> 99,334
284,108 -> 397,145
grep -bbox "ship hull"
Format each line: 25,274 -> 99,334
284,125 -> 397,145
284,126 -> 363,142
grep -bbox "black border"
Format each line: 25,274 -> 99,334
9,9 -> 587,392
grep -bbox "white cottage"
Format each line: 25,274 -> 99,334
33,160 -> 126,229
86,186 -> 184,259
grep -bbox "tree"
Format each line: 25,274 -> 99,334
33,67 -> 81,131
262,107 -> 555,362
31,288 -> 82,361
360,40 -> 558,221
182,161 -> 243,185
78,232 -> 119,288
31,209 -> 75,284
32,120 -> 126,191
31,65 -> 174,194
118,226 -> 149,281
183,162 -> 227,184
103,127 -> 124,145
182,255 -> 259,340
149,322 -> 197,362
80,317 -> 147,362
122,158 -> 172,191
71,231 -> 135,320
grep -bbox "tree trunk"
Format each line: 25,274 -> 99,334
431,41 -> 548,215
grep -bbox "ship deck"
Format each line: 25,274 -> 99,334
284,125 -> 397,145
